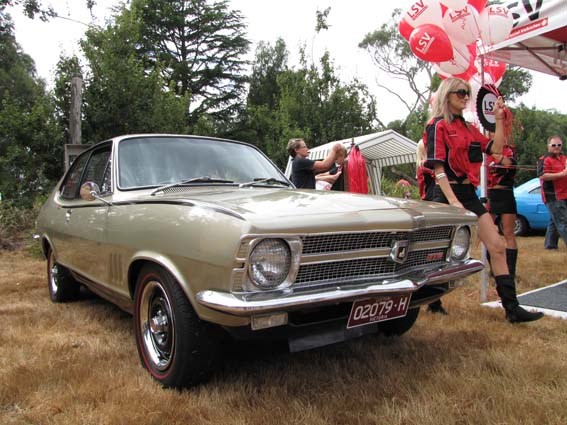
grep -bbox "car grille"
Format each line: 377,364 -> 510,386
295,227 -> 454,288
301,226 -> 453,254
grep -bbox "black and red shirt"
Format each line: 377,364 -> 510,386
537,153 -> 567,202
424,116 -> 493,187
486,145 -> 517,188
416,164 -> 435,201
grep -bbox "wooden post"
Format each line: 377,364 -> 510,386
69,74 -> 82,145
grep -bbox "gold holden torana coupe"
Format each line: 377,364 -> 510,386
36,134 -> 483,388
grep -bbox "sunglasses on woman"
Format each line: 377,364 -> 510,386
450,89 -> 470,99
550,143 -> 562,148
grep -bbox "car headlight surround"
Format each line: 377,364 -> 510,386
451,226 -> 471,261
248,238 -> 291,289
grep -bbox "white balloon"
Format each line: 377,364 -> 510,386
470,71 -> 497,86
404,0 -> 444,28
442,6 -> 481,45
478,5 -> 513,45
441,0 -> 468,9
437,43 -> 471,75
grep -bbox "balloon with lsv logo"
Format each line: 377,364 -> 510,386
478,5 -> 513,45
404,0 -> 444,28
467,0 -> 487,12
441,0 -> 468,9
483,58 -> 507,83
409,24 -> 454,62
442,5 -> 481,45
399,17 -> 414,41
436,42 -> 473,75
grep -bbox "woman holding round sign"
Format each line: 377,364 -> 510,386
423,77 -> 543,324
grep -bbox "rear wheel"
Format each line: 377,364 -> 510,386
377,307 -> 420,337
497,215 -> 529,236
134,264 -> 220,388
47,249 -> 80,302
514,216 -> 529,236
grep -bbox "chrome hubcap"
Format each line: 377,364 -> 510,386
139,280 -> 174,371
49,254 -> 60,294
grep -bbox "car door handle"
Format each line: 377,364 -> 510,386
65,209 -> 72,223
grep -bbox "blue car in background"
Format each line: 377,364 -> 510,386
508,177 -> 550,235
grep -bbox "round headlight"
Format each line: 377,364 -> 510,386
451,226 -> 470,260
249,239 -> 291,289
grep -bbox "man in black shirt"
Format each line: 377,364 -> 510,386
287,138 -> 341,189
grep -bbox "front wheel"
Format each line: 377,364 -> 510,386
377,307 -> 420,337
47,249 -> 80,302
134,264 -> 220,388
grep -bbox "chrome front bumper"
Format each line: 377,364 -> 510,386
196,259 -> 483,316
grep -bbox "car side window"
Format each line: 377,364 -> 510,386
60,154 -> 90,200
100,159 -> 112,194
81,148 -> 112,195
529,186 -> 541,195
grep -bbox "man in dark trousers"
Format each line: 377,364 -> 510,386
537,135 -> 567,246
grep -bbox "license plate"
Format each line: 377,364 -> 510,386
347,294 -> 411,329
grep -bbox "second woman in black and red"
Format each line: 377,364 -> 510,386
486,145 -> 519,278
424,77 -> 542,324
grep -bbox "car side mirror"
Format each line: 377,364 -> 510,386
80,181 -> 101,202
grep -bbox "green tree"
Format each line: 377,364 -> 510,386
511,106 -> 567,184
244,40 -> 377,169
2,0 -> 95,21
359,9 -> 434,129
131,0 -> 250,128
77,7 -> 190,142
0,11 -> 63,206
52,55 -> 82,144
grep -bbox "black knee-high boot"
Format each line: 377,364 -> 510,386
495,274 -> 543,323
505,248 -> 518,277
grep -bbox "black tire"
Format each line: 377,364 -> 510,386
496,216 -> 528,236
377,307 -> 420,337
47,249 -> 80,302
134,264 -> 220,388
514,216 -> 529,236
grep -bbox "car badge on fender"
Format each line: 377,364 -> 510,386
390,240 -> 410,264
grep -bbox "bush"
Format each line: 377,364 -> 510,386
381,178 -> 420,200
0,198 -> 45,251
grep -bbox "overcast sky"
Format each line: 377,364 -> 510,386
10,0 -> 567,125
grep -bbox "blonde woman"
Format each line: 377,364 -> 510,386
424,78 -> 542,323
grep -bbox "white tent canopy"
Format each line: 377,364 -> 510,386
481,0 -> 567,79
284,129 -> 418,194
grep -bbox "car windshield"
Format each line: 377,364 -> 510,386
118,136 -> 286,189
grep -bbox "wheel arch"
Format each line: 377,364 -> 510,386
127,255 -> 196,306
40,236 -> 54,260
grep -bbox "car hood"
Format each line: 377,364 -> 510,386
142,187 -> 476,231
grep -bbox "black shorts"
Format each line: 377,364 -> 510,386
433,184 -> 487,217
488,188 -> 517,215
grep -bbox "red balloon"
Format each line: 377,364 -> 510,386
467,0 -> 487,12
399,18 -> 414,41
484,59 -> 507,82
409,24 -> 453,62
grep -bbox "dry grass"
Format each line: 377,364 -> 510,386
1,237 -> 567,425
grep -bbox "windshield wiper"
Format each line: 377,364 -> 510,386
151,176 -> 234,195
239,177 -> 292,188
